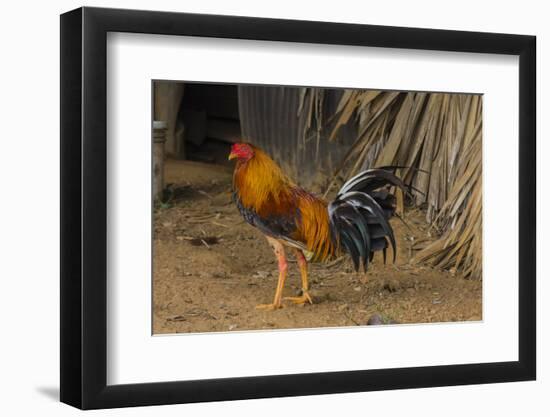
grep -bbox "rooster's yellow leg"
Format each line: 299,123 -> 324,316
256,237 -> 287,310
284,249 -> 313,305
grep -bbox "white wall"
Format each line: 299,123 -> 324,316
0,0 -> 546,415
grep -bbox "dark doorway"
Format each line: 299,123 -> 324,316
179,83 -> 241,166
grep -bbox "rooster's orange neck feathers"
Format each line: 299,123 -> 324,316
233,147 -> 295,213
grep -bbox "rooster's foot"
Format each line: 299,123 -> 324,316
284,292 -> 313,305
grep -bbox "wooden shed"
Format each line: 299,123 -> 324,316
153,81 -> 357,188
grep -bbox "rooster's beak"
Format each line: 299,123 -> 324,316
228,152 -> 237,160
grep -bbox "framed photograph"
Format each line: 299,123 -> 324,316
60,7 -> 536,410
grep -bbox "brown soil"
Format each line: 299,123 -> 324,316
153,160 -> 482,334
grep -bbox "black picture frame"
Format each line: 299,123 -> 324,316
60,6 -> 536,410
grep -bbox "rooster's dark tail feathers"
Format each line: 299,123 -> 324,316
328,168 -> 407,272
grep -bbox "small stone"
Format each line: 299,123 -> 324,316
384,279 -> 401,293
367,313 -> 399,325
367,314 -> 384,325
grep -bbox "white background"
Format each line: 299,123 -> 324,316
0,0 -> 546,416
108,34 -> 519,384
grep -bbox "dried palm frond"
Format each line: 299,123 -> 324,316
325,91 -> 483,279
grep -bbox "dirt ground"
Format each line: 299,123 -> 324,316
153,159 -> 482,334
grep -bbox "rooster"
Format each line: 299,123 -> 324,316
229,142 -> 406,310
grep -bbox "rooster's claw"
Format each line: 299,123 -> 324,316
284,292 -> 313,305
